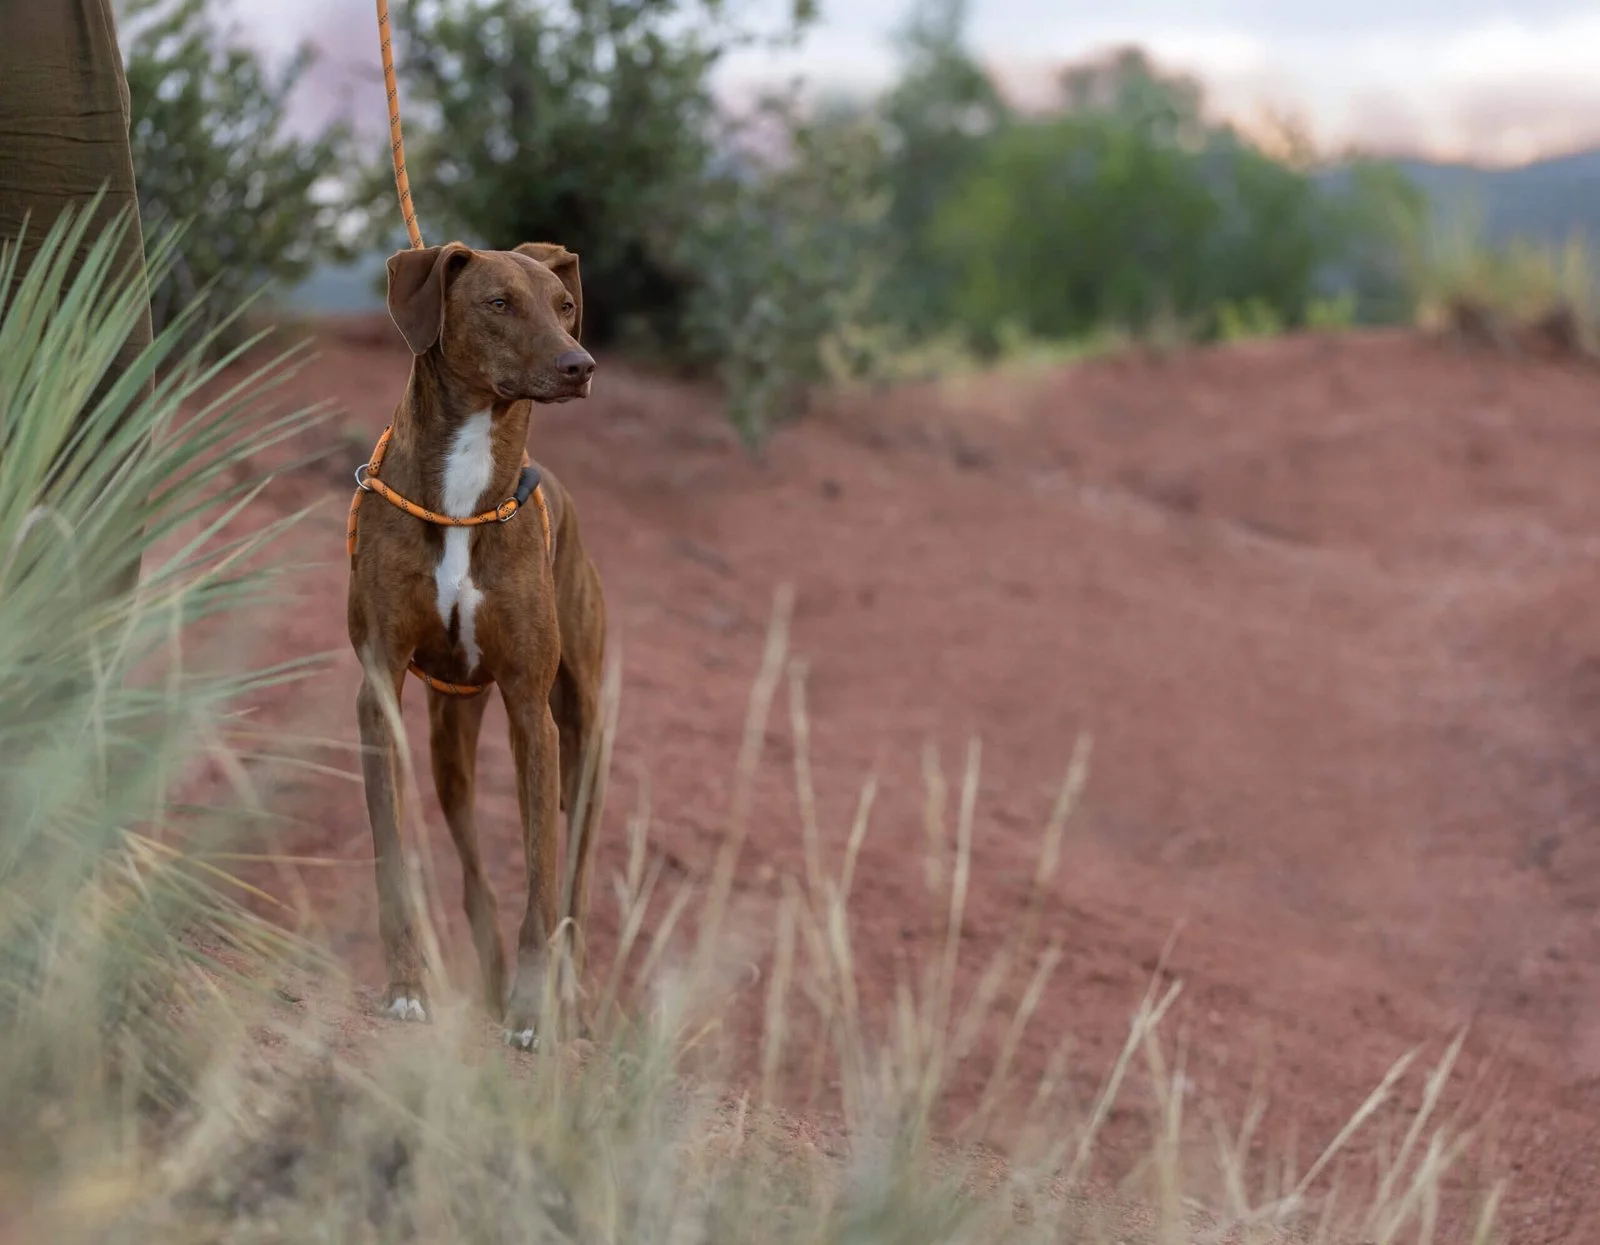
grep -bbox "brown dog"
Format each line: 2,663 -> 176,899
346,240 -> 607,1049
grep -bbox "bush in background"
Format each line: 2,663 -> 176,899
676,96 -> 896,447
122,0 -> 379,343
1317,159 -> 1430,326
898,41 -> 1410,352
384,0 -> 761,350
871,0 -> 1011,337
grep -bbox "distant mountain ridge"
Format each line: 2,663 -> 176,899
1338,146 -> 1600,245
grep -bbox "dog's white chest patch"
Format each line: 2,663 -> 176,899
434,411 -> 494,668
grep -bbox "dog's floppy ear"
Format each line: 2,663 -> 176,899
386,242 -> 472,355
514,242 -> 583,342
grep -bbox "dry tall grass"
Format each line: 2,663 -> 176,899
1408,206 -> 1599,361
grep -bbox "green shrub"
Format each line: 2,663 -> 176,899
1216,297 -> 1284,341
923,110 -> 1225,350
872,0 -> 1011,334
382,0 -> 769,350
1306,292 -> 1358,330
676,97 -> 895,447
1320,159 -> 1429,325
903,45 -> 1377,351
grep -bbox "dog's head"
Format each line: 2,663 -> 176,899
385,241 -> 593,403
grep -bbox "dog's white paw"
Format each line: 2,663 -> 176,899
503,1026 -> 538,1051
385,996 -> 428,1023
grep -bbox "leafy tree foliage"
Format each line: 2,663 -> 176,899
895,37 -> 1411,349
122,0 -> 376,339
385,0 -> 751,348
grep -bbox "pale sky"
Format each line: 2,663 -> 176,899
240,0 -> 1600,165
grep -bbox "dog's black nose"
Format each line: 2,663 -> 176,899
556,350 -> 595,382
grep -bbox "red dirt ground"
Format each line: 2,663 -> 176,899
207,322 -> 1600,1241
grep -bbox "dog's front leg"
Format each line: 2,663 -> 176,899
357,667 -> 428,1022
427,688 -> 506,1015
502,689 -> 563,1049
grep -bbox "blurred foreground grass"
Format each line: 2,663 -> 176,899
0,210 -> 1506,1244
0,198 -> 330,1212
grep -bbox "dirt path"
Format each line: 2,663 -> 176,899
218,323 -> 1600,1241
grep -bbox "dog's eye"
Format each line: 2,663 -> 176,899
488,297 -> 508,311
561,300 -> 575,315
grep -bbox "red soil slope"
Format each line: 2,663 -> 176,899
217,323 -> 1600,1241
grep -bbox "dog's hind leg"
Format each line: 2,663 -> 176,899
502,683 -> 563,1050
356,662 -> 428,1022
427,688 -> 505,1017
554,658 -> 606,982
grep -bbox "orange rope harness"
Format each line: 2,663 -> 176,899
348,426 -> 553,697
346,425 -> 551,543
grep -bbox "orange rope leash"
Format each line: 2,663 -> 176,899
377,0 -> 423,250
348,426 -> 553,697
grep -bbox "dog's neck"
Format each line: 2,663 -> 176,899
385,353 -> 533,516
